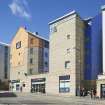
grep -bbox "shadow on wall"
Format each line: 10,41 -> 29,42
0,80 -> 9,91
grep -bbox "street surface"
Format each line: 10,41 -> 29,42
0,93 -> 105,105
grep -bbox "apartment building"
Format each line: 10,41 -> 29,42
0,42 -> 10,89
97,6 -> 105,98
48,11 -> 85,96
9,6 -> 104,96
84,14 -> 102,89
10,27 -> 49,92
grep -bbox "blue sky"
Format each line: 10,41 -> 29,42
1,0 -> 105,44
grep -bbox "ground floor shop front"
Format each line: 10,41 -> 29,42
10,73 -> 85,96
97,74 -> 105,98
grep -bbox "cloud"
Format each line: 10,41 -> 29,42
9,0 -> 31,20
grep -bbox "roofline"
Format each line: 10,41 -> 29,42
83,17 -> 93,21
27,31 -> 49,42
101,5 -> 105,11
48,10 -> 76,25
0,42 -> 10,46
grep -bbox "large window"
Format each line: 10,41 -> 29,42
16,41 -> 21,49
59,75 -> 70,93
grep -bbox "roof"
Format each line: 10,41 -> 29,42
0,42 -> 10,46
101,5 -> 105,10
27,31 -> 49,42
83,17 -> 93,21
48,10 -> 76,25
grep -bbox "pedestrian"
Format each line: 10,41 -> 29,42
93,89 -> 96,99
91,89 -> 93,99
20,86 -> 22,92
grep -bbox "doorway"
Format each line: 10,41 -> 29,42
101,84 -> 105,98
32,83 -> 45,93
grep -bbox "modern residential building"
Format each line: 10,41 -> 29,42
84,13 -> 102,89
0,42 -> 10,90
97,5 -> 105,98
48,11 -> 85,96
9,6 -> 104,96
10,27 -> 49,92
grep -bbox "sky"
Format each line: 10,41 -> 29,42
1,0 -> 105,44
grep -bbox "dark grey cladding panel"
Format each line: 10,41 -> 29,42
38,47 -> 44,73
44,41 -> 49,48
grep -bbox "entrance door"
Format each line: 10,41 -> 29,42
32,83 -> 45,93
16,84 -> 20,91
101,84 -> 105,98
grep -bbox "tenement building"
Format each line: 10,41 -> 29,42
0,42 -> 10,90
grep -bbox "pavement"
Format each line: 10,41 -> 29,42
0,92 -> 105,105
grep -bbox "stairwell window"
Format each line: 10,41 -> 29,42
67,34 -> 70,39
67,48 -> 70,53
29,68 -> 33,75
30,48 -> 33,54
65,61 -> 70,69
30,58 -> 33,64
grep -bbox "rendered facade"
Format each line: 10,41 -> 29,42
10,27 -> 49,92
48,11 -> 85,96
0,42 -> 10,89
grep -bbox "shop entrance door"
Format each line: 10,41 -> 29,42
32,83 -> 45,93
101,84 -> 105,98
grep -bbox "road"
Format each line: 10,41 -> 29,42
0,93 -> 105,105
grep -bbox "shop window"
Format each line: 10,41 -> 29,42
59,75 -> 70,93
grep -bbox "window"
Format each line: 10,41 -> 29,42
29,68 -> 33,75
67,48 -> 70,53
30,38 -> 34,44
44,41 -> 49,48
59,75 -> 70,93
45,62 -> 48,67
30,48 -> 33,54
65,61 -> 70,69
16,41 -> 21,49
19,53 -> 20,56
45,52 -> 48,57
4,72 -> 7,79
50,26 -> 57,33
67,34 -> 70,39
30,58 -> 33,64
